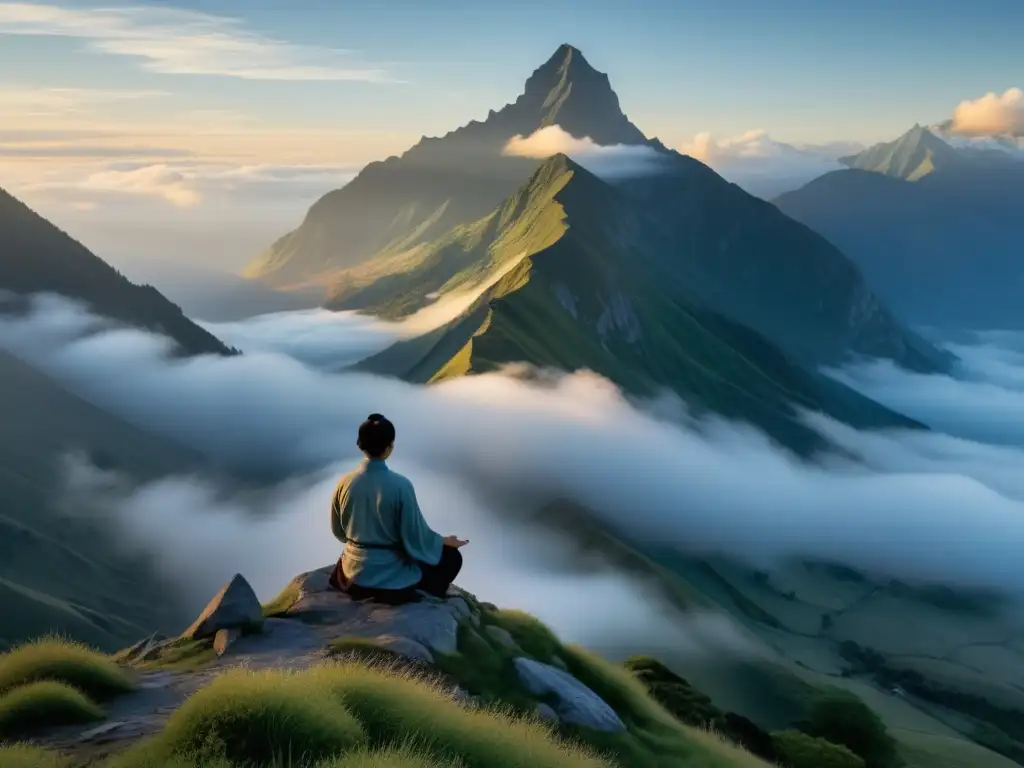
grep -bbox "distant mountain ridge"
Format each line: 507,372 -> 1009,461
839,124 -> 965,180
0,186 -> 234,357
840,123 -> 1023,181
777,137 -> 1024,329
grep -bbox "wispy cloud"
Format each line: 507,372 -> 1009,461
0,3 -> 396,82
0,84 -> 164,116
0,142 -> 192,159
23,160 -> 356,210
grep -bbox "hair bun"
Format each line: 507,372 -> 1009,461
367,413 -> 385,422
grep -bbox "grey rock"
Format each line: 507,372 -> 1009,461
536,703 -> 560,724
287,565 -> 335,598
79,721 -> 126,741
213,627 -> 241,657
484,624 -> 520,653
371,634 -> 434,663
513,657 -> 625,733
288,591 -> 459,655
183,573 -> 264,640
136,672 -> 177,690
446,596 -> 472,621
217,617 -> 323,666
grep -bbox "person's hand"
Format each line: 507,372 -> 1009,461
443,535 -> 469,548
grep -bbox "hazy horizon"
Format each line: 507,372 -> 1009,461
2,1 -> 1022,272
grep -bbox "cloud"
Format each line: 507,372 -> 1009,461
828,335 -> 1024,448
5,295 -> 1024,620
201,309 -> 402,372
78,164 -> 201,207
502,125 -> 667,178
0,85 -> 164,116
950,87 -> 1024,137
0,143 -> 193,159
678,130 -> 850,195
198,251 -> 532,367
24,161 -> 356,210
0,3 -> 396,82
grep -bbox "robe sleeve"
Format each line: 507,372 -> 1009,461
397,479 -> 444,566
330,483 -> 346,544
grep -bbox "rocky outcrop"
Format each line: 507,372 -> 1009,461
514,657 -> 626,733
277,564 -> 475,659
36,564 -> 634,761
183,573 -> 263,640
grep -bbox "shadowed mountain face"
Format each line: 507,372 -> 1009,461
249,44 -> 948,376
243,45 -> 654,287
776,163 -> 1024,330
0,349 -> 198,650
0,187 -> 233,357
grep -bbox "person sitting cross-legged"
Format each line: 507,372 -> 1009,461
328,413 -> 468,604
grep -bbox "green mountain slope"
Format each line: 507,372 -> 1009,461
329,140 -> 948,374
0,187 -> 233,357
839,124 -> 965,181
243,44 -> 655,288
358,156 -> 920,453
0,349 -> 200,651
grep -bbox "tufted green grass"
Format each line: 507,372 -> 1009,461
0,636 -> 134,699
0,743 -> 71,768
0,679 -> 104,737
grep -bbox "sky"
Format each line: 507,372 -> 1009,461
1,0 -> 1022,270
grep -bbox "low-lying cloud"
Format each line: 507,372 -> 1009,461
828,336 -> 1024,448
950,87 -> 1024,138
502,125 -> 666,178
678,130 -> 853,197
4,296 -> 1024,649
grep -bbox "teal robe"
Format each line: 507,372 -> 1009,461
330,458 -> 444,589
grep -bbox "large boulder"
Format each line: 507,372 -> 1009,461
513,657 -> 625,733
183,573 -> 263,640
281,564 -> 473,656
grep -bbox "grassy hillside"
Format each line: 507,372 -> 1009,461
0,350 -> 200,651
356,155 -> 920,453
4,602 -> 1015,768
0,187 -> 233,357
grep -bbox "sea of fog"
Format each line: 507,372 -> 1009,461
2,295 -> 1024,656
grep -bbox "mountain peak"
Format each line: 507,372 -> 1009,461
840,123 -> 961,180
519,45 -> 647,146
